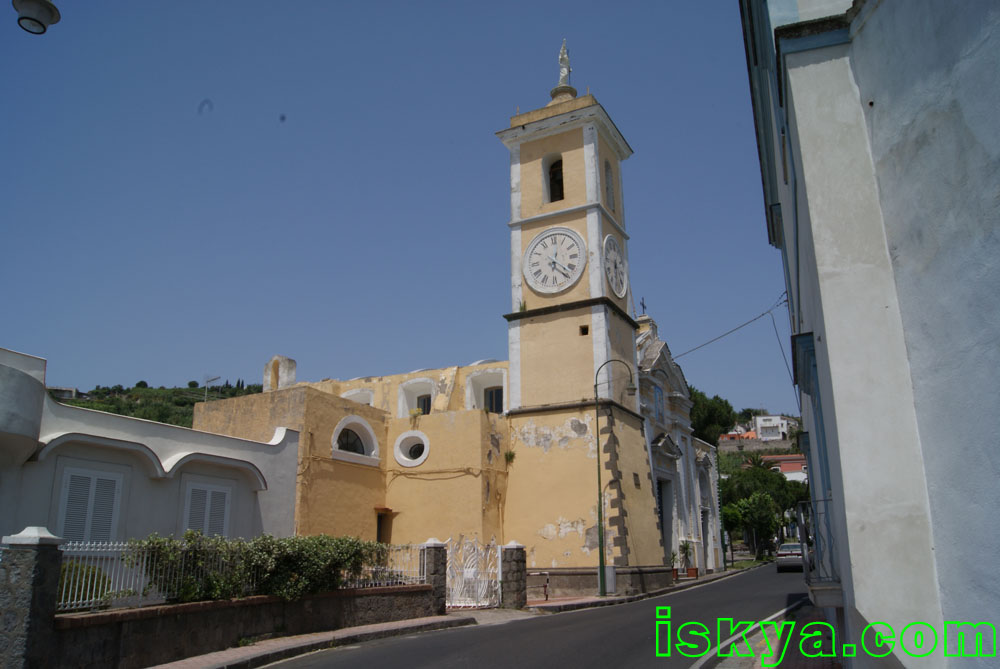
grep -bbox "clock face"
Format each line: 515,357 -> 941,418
522,227 -> 587,294
603,234 -> 628,298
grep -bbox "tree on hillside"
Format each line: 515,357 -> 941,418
688,385 -> 736,445
738,407 -> 768,423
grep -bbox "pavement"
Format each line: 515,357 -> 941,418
151,564 -> 784,669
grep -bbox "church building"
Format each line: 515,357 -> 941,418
193,47 -> 720,592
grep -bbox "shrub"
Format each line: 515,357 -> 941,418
125,531 -> 385,604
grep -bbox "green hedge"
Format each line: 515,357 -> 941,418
125,531 -> 388,603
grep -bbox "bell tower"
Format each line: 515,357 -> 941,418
497,44 -> 662,573
498,41 -> 638,412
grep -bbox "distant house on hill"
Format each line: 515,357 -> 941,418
752,415 -> 789,441
760,454 -> 807,484
719,429 -> 757,442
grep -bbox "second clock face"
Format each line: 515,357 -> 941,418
603,234 -> 628,298
522,227 -> 587,294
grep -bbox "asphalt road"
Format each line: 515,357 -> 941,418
272,567 -> 808,669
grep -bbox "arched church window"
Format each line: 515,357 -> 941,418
548,159 -> 564,202
337,429 -> 365,455
605,160 -> 615,211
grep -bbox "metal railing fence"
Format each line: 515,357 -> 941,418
56,540 -> 426,613
342,543 -> 426,589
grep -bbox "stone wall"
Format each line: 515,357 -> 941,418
1,529 -> 454,668
527,565 -> 673,599
717,438 -> 795,454
500,543 -> 526,609
52,586 -> 433,668
0,531 -> 62,668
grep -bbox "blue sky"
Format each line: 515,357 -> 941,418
1,1 -> 798,416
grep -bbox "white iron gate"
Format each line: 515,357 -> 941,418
445,537 -> 500,608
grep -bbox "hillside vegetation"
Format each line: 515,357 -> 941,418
53,380 -> 262,428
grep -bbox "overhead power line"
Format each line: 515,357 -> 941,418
674,294 -> 787,360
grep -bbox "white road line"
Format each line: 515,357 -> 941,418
687,598 -> 807,669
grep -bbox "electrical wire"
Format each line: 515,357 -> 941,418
674,294 -> 787,360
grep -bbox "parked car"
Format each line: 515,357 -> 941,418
775,543 -> 804,572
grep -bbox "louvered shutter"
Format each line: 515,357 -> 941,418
61,473 -> 91,541
186,486 -> 208,533
207,490 -> 228,536
89,476 -> 120,541
185,483 -> 230,537
58,468 -> 122,542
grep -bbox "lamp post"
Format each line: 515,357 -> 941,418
593,358 -> 636,596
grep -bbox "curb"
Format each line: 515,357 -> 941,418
151,615 -> 477,669
527,563 -> 767,614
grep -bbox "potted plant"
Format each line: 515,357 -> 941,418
680,540 -> 697,578
670,550 -> 678,581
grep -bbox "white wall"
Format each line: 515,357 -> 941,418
849,0 -> 1000,630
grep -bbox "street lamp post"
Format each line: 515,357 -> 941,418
593,358 -> 637,597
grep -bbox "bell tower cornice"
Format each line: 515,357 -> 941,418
496,98 -> 633,162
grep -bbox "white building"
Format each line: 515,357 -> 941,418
740,0 -> 999,665
0,347 -> 300,543
636,315 -> 721,574
751,414 -> 788,441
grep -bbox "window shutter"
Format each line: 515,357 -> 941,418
59,468 -> 122,542
207,490 -> 228,536
62,474 -> 91,542
90,476 -> 120,542
185,484 -> 230,537
186,487 -> 208,533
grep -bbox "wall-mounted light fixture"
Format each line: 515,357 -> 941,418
12,0 -> 60,34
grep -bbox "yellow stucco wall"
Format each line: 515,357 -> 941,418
518,128 -> 586,217
193,388 -> 388,540
383,410 -> 507,545
609,315 -> 638,402
505,409 -> 605,568
307,362 -> 508,418
518,311 -> 595,406
597,133 -> 622,218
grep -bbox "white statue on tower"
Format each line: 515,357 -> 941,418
558,39 -> 571,86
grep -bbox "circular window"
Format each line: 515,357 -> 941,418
337,429 -> 365,455
394,430 -> 430,468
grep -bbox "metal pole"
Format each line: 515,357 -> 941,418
592,358 -> 636,598
594,381 -> 605,597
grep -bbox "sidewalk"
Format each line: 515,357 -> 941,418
525,566 -> 751,613
152,565 -> 759,668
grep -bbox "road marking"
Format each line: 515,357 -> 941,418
687,598 -> 807,669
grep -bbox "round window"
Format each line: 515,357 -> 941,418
393,430 -> 430,467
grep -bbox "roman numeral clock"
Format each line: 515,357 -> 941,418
523,227 -> 586,293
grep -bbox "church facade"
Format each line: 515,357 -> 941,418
193,62 -> 720,584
